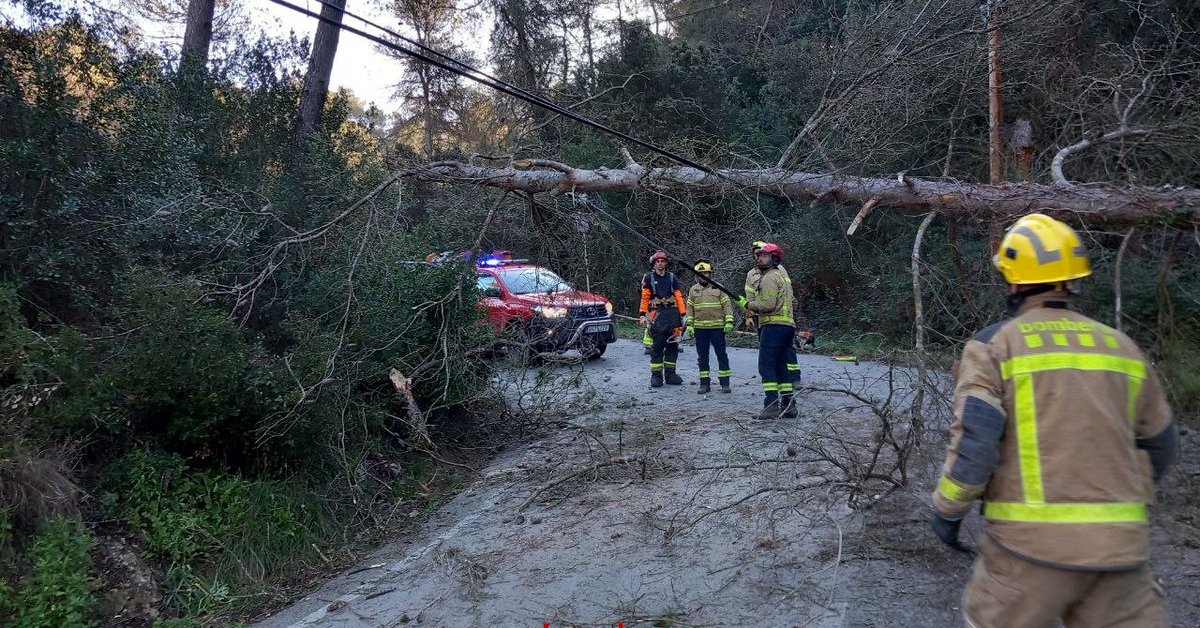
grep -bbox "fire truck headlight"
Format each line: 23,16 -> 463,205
534,306 -> 568,318
604,302 -> 613,314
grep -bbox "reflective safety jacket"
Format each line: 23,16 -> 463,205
686,283 -> 733,329
639,271 -> 685,318
744,265 -> 794,327
933,293 -> 1178,570
745,264 -> 790,304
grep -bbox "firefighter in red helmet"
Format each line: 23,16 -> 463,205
639,250 -> 687,387
739,243 -> 796,419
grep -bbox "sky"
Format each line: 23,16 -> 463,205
254,0 -> 447,109
2,0 -> 660,111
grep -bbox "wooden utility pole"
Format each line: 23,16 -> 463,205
985,0 -> 1006,255
987,0 -> 1005,185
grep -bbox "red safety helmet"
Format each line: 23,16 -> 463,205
757,242 -> 783,261
649,250 -> 670,264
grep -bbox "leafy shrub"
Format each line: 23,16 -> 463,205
2,517 -> 97,628
103,450 -> 313,571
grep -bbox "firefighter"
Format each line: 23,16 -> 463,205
639,250 -> 686,387
685,259 -> 734,394
931,214 -> 1178,628
745,242 -> 799,418
739,243 -> 796,419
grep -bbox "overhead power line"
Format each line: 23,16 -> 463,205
266,0 -> 721,174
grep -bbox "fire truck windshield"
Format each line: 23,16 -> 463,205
496,268 -> 573,294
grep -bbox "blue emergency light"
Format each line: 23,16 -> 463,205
476,250 -> 515,266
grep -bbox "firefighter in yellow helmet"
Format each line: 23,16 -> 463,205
931,213 -> 1177,628
685,259 -> 734,394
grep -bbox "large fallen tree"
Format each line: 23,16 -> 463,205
402,150 -> 1200,225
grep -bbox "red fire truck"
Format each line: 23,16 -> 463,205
469,251 -> 616,359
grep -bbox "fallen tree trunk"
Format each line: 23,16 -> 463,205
402,153 -> 1199,224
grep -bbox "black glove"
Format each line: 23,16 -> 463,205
932,514 -> 972,554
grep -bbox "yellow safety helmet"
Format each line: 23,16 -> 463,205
751,240 -> 766,253
993,213 -> 1091,285
693,259 -> 713,273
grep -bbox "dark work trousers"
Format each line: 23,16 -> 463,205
760,325 -> 802,393
694,328 -> 730,382
648,308 -> 682,372
758,324 -> 795,405
784,343 -> 801,389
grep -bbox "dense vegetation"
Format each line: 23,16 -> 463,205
1,0 -> 1196,624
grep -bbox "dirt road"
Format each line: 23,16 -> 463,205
257,339 -> 1199,627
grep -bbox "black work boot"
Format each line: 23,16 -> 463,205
781,395 -> 799,418
665,368 -> 683,385
697,378 -> 711,394
757,400 -> 783,420
719,377 -> 731,393
651,371 -> 664,387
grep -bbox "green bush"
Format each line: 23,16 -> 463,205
2,518 -> 97,628
103,450 -> 312,568
102,449 -> 323,616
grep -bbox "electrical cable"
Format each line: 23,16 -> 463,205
572,193 -> 740,300
272,0 -> 751,301
267,0 -> 721,174
300,0 -> 561,111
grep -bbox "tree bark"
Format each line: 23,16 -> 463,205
987,0 -> 1005,185
402,156 -> 1200,224
181,0 -> 217,71
911,211 -> 937,421
293,0 -> 347,154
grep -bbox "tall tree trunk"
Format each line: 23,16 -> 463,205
181,0 -> 217,72
582,8 -> 594,85
558,13 -> 571,85
293,0 -> 347,155
987,1 -> 1005,185
420,67 -> 435,159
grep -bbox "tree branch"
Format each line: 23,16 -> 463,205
1051,127 -> 1155,187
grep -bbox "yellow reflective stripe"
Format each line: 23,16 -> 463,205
985,501 -> 1147,523
1077,333 -> 1095,347
1127,376 -> 1143,426
1001,352 -> 1146,380
939,476 -> 975,503
1024,334 -> 1043,348
762,382 -> 779,392
1052,333 -> 1068,346
1104,334 -> 1119,348
1014,373 -> 1044,503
